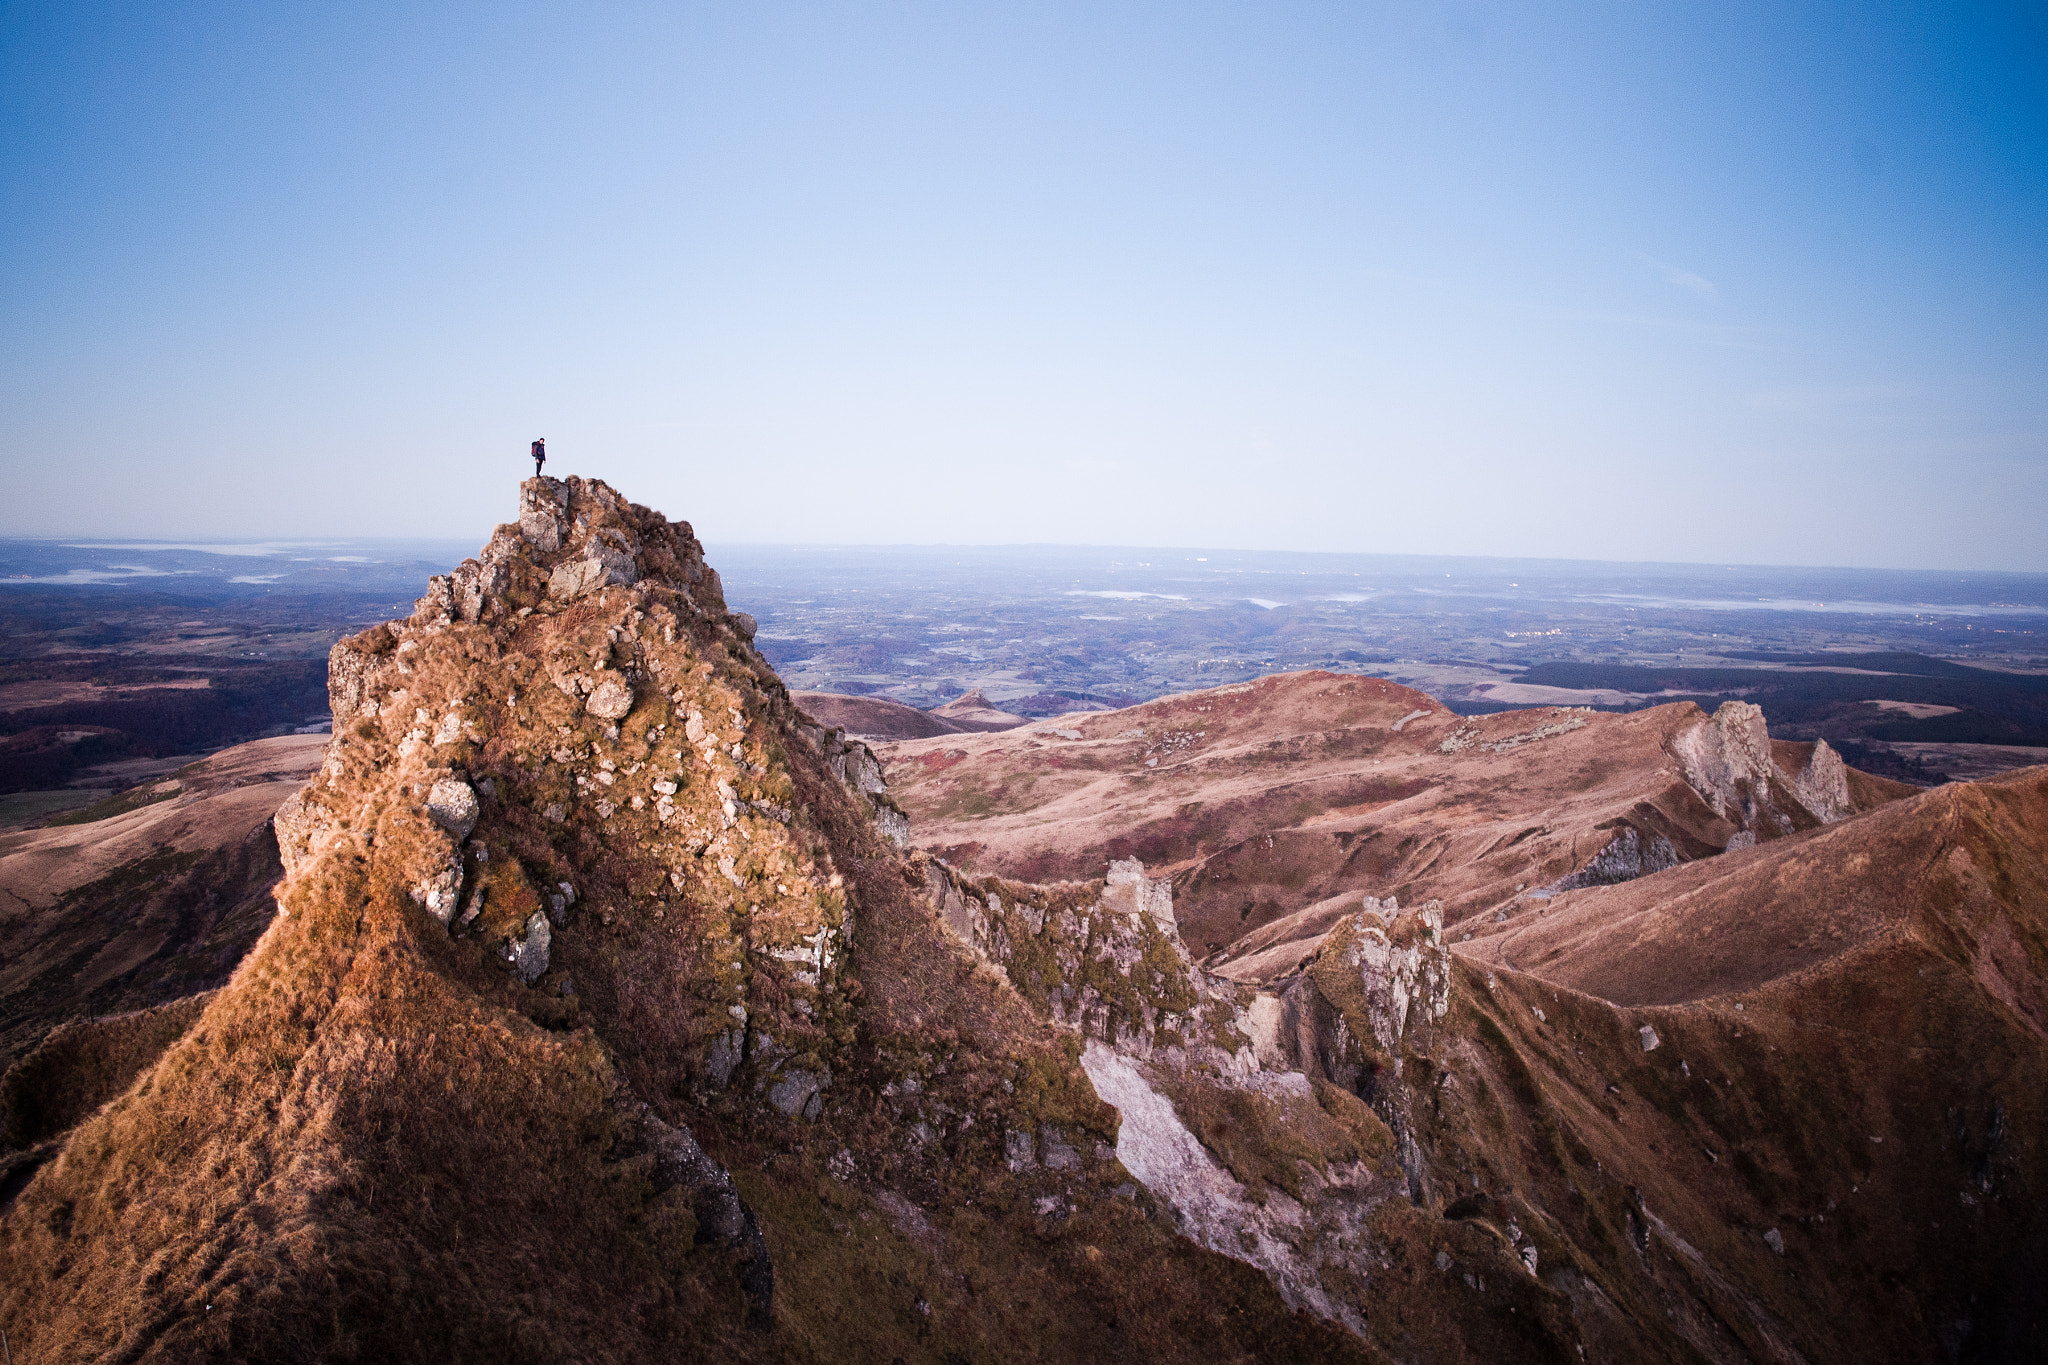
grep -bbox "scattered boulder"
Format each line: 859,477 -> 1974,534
411,845 -> 465,926
585,676 -> 634,721
507,911 -> 550,983
1639,1024 -> 1661,1052
425,777 -> 479,839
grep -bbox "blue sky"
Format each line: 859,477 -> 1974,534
3,2 -> 2043,568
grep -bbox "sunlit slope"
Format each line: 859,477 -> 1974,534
0,480 -> 1365,1365
879,670 -> 1911,956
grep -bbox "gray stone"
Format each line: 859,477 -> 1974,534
1639,1024 -> 1661,1052
703,1028 -> 742,1089
425,778 -> 479,839
731,611 -> 757,639
766,1068 -> 827,1117
1553,826 -> 1680,890
410,838 -> 465,926
1004,1127 -> 1037,1171
585,676 -> 634,721
511,911 -> 551,983
1796,738 -> 1853,823
548,556 -> 609,600
1040,1126 -> 1082,1171
547,543 -> 639,600
1764,1227 -> 1785,1255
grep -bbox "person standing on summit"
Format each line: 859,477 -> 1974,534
531,437 -> 546,477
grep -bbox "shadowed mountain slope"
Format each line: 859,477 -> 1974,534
0,481 -> 1366,1364
790,690 -> 970,741
5,488 -> 2042,1362
0,734 -> 326,1070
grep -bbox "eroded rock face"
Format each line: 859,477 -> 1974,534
1797,737 -> 1853,823
804,720 -> 911,848
271,788 -> 319,877
1672,700 -> 1776,831
1081,1042 -> 1374,1340
920,855 -> 1449,1333
1553,826 -> 1680,890
919,855 -> 1244,1067
1670,699 -> 1854,847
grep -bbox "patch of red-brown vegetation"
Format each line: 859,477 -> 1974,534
880,672 -> 1916,958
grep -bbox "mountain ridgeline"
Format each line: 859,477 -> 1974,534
1,477 -> 2042,1363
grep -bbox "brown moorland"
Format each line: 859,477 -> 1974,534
879,670 -> 2047,1359
788,690 -> 971,741
3,483 -> 2042,1363
0,734 -> 325,1070
876,670 -> 1915,957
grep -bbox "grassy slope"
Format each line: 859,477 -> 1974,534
0,481 -> 1366,1364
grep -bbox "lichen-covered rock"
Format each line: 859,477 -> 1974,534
765,1067 -> 827,1118
584,675 -> 634,721
508,911 -> 551,983
808,722 -> 911,848
918,854 -> 1240,1065
1081,1042 -> 1371,1339
1311,899 -> 1451,1064
425,777 -> 479,839
1104,857 -> 1176,927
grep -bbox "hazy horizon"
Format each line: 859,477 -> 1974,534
5,3 -> 2044,569
8,531 -> 2048,595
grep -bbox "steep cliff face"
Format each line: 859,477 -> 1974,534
890,686 -> 2048,1363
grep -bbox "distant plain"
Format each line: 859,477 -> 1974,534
4,536 -> 2046,811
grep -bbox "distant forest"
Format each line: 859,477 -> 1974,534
1493,651 -> 2048,749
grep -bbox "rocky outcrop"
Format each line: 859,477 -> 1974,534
1795,737 -> 1853,823
1671,700 -> 1853,847
802,719 -> 910,847
609,1100 -> 774,1328
921,850 -> 1454,1335
918,854 -> 1243,1067
1552,825 -> 1680,890
1080,1043 -> 1380,1339
1671,701 -> 1777,833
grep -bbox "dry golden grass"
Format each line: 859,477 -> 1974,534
0,479 -> 1381,1363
